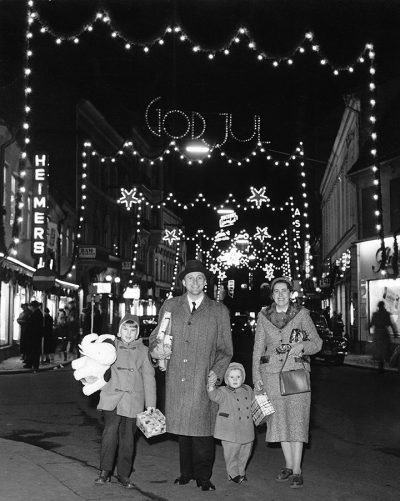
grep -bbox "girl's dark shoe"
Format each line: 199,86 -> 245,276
275,468 -> 293,482
118,476 -> 135,489
229,475 -> 243,484
290,474 -> 303,488
94,470 -> 110,485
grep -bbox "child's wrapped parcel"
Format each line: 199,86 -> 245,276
136,408 -> 166,438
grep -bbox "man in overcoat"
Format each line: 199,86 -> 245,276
149,259 -> 233,491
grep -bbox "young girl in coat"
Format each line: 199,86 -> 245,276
95,314 -> 156,488
208,362 -> 254,484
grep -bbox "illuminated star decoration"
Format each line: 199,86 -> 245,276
210,263 -> 220,275
118,188 -> 139,210
218,270 -> 227,280
247,186 -> 270,208
162,228 -> 180,245
254,226 -> 271,242
263,263 -> 275,280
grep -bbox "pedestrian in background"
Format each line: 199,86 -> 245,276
67,300 -> 79,356
207,362 -> 254,484
42,307 -> 54,364
55,308 -> 68,366
17,303 -> 31,362
370,301 -> 398,373
252,277 -> 322,489
95,314 -> 156,489
322,306 -> 331,328
24,300 -> 44,372
149,259 -> 233,492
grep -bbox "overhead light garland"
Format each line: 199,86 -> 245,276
85,136 -> 300,168
30,6 -> 373,75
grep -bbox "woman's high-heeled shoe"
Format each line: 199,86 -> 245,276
229,475 -> 243,484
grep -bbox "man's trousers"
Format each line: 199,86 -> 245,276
178,435 -> 215,482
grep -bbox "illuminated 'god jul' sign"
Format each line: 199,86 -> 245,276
31,153 -> 49,259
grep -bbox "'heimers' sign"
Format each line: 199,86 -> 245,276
31,153 -> 49,259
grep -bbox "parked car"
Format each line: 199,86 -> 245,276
310,311 -> 348,365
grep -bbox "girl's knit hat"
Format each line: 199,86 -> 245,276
118,313 -> 140,337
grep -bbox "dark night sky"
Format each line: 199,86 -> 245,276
1,0 -> 400,240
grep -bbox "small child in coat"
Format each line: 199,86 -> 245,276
208,362 -> 254,484
95,314 -> 156,488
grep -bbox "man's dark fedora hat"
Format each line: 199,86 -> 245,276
179,259 -> 212,281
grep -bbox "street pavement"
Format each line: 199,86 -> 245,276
0,353 -> 399,501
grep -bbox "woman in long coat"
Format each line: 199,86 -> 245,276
253,277 -> 322,489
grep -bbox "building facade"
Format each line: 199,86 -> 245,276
320,96 -> 360,345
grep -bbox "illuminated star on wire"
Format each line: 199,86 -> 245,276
254,226 -> 271,242
162,229 -> 180,245
210,263 -> 220,275
263,263 -> 275,280
247,186 -> 270,208
118,188 -> 139,209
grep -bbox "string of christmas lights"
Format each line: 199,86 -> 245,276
296,142 -> 313,279
6,2 -> 33,257
30,5 -> 373,75
168,240 -> 181,297
83,136 -> 299,168
366,44 -> 386,274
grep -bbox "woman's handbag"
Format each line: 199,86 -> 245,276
251,393 -> 275,425
280,352 -> 311,396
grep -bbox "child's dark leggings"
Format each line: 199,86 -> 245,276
100,409 -> 137,478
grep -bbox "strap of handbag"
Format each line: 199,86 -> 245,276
280,351 -> 307,375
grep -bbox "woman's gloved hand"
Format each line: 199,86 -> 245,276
254,379 -> 264,393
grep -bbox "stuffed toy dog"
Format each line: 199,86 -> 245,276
71,334 -> 116,395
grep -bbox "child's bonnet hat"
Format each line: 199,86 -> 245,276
224,362 -> 246,385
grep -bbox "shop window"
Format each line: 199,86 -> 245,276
390,177 -> 400,233
0,282 -> 10,345
361,186 -> 376,238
